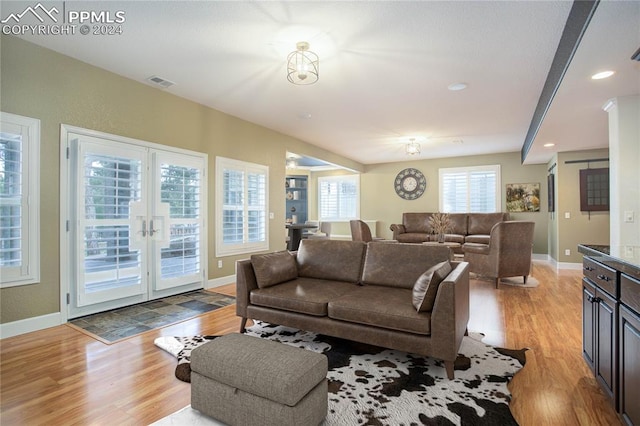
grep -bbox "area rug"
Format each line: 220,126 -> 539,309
154,321 -> 527,425
68,290 -> 235,344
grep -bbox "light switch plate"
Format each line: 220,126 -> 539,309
624,211 -> 634,223
565,249 -> 571,256
564,212 -> 571,219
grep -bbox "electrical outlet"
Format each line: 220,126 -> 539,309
564,212 -> 571,219
269,212 -> 275,219
625,246 -> 634,258
565,249 -> 571,256
217,260 -> 223,269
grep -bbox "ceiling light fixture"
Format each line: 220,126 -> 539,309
406,138 -> 421,156
287,41 -> 319,85
286,157 -> 298,168
543,143 -> 555,148
591,70 -> 615,80
448,82 -> 468,91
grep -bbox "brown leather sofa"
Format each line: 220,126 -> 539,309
389,212 -> 510,252
236,239 -> 470,379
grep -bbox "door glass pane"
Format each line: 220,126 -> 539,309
160,164 -> 201,279
82,154 -> 142,292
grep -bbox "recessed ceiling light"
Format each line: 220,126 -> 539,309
448,83 -> 467,91
297,112 -> 312,119
591,71 -> 615,80
543,143 -> 555,148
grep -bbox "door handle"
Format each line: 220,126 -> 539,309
149,219 -> 158,236
141,219 -> 147,237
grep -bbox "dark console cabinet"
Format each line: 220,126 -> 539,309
619,274 -> 640,426
582,269 -> 617,403
580,246 -> 640,426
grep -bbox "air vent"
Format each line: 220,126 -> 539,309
145,75 -> 175,88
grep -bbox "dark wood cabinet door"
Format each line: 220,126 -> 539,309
619,305 -> 640,426
583,278 -> 596,370
596,288 -> 617,402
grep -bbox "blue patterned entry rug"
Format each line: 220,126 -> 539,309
69,290 -> 235,344
154,321 -> 527,425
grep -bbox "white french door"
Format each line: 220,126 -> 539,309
64,128 -> 207,318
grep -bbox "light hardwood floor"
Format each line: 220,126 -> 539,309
0,263 -> 623,425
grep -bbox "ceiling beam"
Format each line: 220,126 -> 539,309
520,0 -> 600,164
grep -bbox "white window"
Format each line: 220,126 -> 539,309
439,165 -> 501,213
318,175 -> 360,221
216,157 -> 268,256
0,112 -> 40,287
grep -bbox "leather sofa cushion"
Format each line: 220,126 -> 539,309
468,213 -> 508,235
297,239 -> 366,283
328,286 -> 431,335
412,261 -> 452,312
250,277 -> 359,316
402,213 -> 431,233
361,243 -> 451,289
448,214 -> 468,235
251,250 -> 297,288
396,233 -> 431,243
465,234 -> 490,245
444,234 -> 465,244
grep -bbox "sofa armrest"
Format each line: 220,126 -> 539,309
389,224 -> 406,240
236,259 -> 258,320
430,261 -> 470,362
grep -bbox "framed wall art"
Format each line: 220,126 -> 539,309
506,182 -> 540,212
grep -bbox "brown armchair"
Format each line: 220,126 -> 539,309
350,220 -> 395,243
462,221 -> 535,288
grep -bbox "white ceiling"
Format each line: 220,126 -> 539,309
7,0 -> 640,165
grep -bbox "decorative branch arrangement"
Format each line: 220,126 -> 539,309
428,212 -> 451,243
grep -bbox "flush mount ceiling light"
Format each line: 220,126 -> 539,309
448,82 -> 468,91
591,70 -> 615,80
544,143 -> 555,148
287,41 -> 319,85
406,138 -> 421,156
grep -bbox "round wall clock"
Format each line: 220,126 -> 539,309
394,168 -> 427,200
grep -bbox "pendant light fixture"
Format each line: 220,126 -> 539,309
287,41 -> 319,85
406,138 -> 421,155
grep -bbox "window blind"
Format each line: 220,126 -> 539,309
440,166 -> 500,213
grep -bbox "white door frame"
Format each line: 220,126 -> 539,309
59,124 -> 208,321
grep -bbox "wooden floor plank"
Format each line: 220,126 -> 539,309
0,268 -> 624,425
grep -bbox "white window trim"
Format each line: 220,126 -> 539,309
215,156 -> 269,257
318,174 -> 360,221
0,112 -> 40,287
438,165 -> 501,213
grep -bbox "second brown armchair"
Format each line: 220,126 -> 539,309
462,221 -> 535,288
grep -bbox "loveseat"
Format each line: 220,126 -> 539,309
389,212 -> 510,251
236,239 -> 470,379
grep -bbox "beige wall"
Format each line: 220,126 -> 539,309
361,152 -> 549,254
554,149 -> 610,263
0,36 -> 362,324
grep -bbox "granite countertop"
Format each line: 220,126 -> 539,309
578,244 -> 640,280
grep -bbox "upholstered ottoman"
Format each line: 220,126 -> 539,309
190,333 -> 328,426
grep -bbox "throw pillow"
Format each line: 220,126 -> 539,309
251,251 -> 298,288
412,261 -> 452,312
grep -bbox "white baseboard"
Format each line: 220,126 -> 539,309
207,274 -> 235,289
0,312 -> 62,339
557,262 -> 583,270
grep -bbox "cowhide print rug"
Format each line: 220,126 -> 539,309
154,321 -> 527,425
